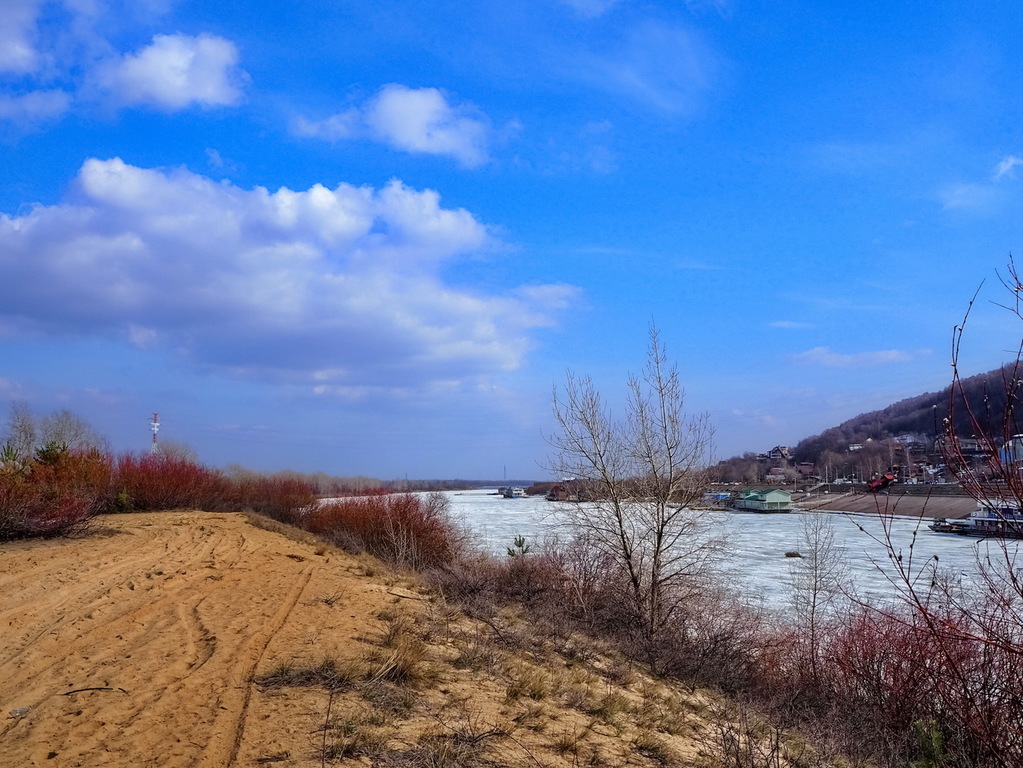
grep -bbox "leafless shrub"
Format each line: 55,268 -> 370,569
561,681 -> 593,712
845,262 -> 1023,768
450,627 -> 501,673
701,700 -> 784,768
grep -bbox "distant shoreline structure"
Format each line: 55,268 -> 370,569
797,491 -> 976,520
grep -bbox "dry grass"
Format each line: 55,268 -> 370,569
255,593 -> 729,768
504,661 -> 556,703
256,655 -> 365,691
242,511 -> 329,549
319,703 -> 390,761
248,538 -> 813,768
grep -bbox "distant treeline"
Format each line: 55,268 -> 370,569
222,469 -> 536,495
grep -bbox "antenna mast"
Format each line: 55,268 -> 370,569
150,412 -> 160,454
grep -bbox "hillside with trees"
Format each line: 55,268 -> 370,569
714,363 -> 1021,483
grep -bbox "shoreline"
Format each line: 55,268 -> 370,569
795,491 -> 976,519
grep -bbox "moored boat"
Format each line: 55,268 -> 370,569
733,488 -> 793,513
928,500 -> 1023,538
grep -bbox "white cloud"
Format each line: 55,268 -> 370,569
559,0 -> 623,18
127,323 -> 158,348
994,155 -> 1022,181
939,181 -> 999,211
0,5 -> 245,124
791,346 -> 928,368
0,0 -> 43,74
0,159 -> 574,390
291,110 -> 360,141
204,147 -> 224,168
684,0 -> 731,15
580,21 -> 717,114
515,284 -> 580,313
97,33 -> 247,110
0,89 -> 72,123
0,376 -> 26,397
936,155 -> 1022,212
769,320 -> 813,329
293,85 -> 491,168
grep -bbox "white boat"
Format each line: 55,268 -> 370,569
503,486 -> 526,499
928,499 -> 1023,538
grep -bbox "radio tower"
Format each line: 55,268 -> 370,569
150,412 -> 160,454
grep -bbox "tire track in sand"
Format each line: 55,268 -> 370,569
197,561 -> 317,768
0,516 -> 246,672
0,513 -> 342,767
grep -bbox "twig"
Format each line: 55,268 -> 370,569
386,588 -> 427,602
320,688 -> 335,768
505,731 -> 550,768
62,687 -> 127,695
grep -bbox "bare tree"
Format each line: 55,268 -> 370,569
4,404 -> 106,456
4,401 -> 37,458
155,439 -> 198,462
788,512 -> 850,681
547,326 -> 717,649
38,409 -> 107,451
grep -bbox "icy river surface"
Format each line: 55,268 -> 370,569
444,489 -> 1019,614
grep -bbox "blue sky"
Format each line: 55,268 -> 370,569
1,0 -> 1021,479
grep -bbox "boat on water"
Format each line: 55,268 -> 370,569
733,488 -> 793,513
502,486 -> 526,499
929,500 -> 1023,538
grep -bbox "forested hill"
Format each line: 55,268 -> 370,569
790,363 -> 1018,463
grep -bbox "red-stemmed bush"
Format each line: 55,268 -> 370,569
113,452 -> 229,512
0,447 -> 112,540
228,475 -> 318,524
305,492 -> 459,568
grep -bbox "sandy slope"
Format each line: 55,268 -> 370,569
1,511 -> 735,768
0,511 -> 395,768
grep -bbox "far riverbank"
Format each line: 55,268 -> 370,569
797,491 -> 976,519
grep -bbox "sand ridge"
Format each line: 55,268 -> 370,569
1,510 -> 733,768
0,511 -> 393,767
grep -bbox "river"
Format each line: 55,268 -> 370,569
444,489 -> 1019,614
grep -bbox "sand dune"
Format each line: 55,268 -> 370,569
0,511 -> 395,767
